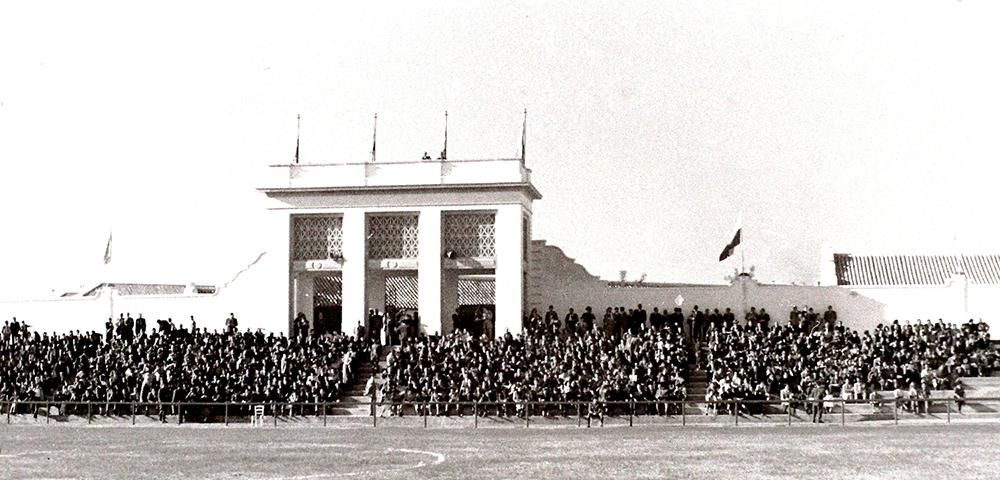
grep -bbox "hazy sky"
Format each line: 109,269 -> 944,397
1,1 -> 998,299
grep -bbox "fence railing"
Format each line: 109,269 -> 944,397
3,397 -> 998,427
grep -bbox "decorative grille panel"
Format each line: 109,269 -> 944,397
384,275 -> 419,309
367,214 -> 419,259
292,216 -> 344,261
313,275 -> 342,307
443,212 -> 496,258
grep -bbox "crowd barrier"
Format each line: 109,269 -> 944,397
3,397 -> 999,428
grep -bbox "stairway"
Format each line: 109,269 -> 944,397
331,346 -> 392,416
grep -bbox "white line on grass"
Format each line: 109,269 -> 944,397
264,446 -> 447,479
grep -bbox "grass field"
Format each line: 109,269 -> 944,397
2,423 -> 1000,479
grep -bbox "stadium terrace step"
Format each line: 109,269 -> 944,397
957,376 -> 1000,398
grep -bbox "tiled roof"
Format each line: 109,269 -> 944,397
82,283 -> 211,297
834,254 -> 1000,286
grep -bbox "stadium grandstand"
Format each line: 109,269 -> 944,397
3,304 -> 997,424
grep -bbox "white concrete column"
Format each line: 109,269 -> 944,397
342,210 -> 367,334
494,205 -> 525,336
417,208 -> 443,335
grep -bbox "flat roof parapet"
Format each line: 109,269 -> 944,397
263,158 -> 533,190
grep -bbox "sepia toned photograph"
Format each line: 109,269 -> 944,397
1,1 -> 998,478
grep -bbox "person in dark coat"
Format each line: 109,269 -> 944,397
811,382 -> 827,423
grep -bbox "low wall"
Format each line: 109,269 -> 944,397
528,240 -> 998,332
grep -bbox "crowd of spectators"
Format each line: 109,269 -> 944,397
380,305 -> 689,418
0,314 -> 373,419
705,310 -> 996,418
2,302 -> 997,422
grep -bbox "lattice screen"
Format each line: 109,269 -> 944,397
367,214 -> 419,259
443,212 -> 496,258
313,275 -> 343,307
384,275 -> 419,309
292,216 -> 344,261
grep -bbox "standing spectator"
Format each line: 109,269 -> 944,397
692,306 -> 706,341
225,313 -> 239,334
953,381 -> 966,413
564,308 -> 579,333
789,306 -> 801,329
810,382 -> 826,423
758,308 -> 771,330
634,304 -> 648,333
581,306 -> 596,333
135,314 -> 146,337
823,306 -> 838,328
745,307 -> 759,329
545,306 -> 561,334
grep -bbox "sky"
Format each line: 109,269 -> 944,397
1,1 -> 998,299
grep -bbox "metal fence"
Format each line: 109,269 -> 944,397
3,397 -> 999,428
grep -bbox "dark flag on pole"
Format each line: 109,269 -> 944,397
294,114 -> 300,164
718,228 -> 741,262
520,108 -> 527,162
370,113 -> 378,163
440,110 -> 448,160
104,232 -> 113,265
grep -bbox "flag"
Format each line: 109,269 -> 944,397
520,108 -> 527,162
294,114 -> 300,164
103,232 -> 113,265
718,228 -> 741,262
440,110 -> 448,160
370,113 -> 377,162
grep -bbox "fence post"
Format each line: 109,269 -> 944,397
46,402 -> 50,424
371,395 -> 377,428
273,403 -> 278,427
577,402 -> 581,428
474,401 -> 479,429
132,402 -> 136,425
7,402 -> 10,424
87,402 -> 92,424
323,403 -> 327,427
893,400 -> 898,425
734,401 -> 739,426
681,401 -> 686,426
787,404 -> 792,426
629,401 -> 634,427
224,402 -> 229,426
946,398 -> 951,424
423,403 -> 427,428
841,399 -> 845,426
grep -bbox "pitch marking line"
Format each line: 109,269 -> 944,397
271,446 -> 447,479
